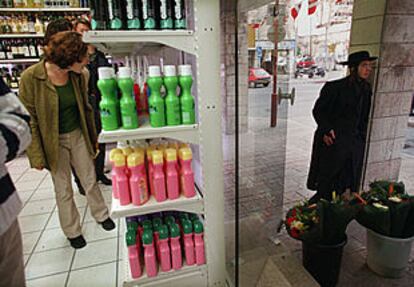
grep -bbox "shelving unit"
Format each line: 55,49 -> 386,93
0,58 -> 39,64
98,122 -> 199,145
122,251 -> 208,287
111,189 -> 204,219
83,30 -> 196,56
0,7 -> 90,12
84,1 -> 225,286
0,34 -> 44,38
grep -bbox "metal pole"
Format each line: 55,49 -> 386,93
324,0 -> 332,69
270,0 -> 279,127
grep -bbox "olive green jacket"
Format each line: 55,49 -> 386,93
19,60 -> 97,172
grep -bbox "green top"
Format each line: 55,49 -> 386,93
55,80 -> 80,134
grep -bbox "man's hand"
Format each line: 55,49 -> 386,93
323,130 -> 336,146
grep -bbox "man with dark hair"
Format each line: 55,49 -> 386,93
74,19 -> 112,187
0,77 -> 31,286
307,51 -> 377,202
44,18 -> 73,46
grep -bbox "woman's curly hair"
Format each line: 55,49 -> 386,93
44,31 -> 88,69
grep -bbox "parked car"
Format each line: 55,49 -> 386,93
249,68 -> 271,88
294,55 -> 325,79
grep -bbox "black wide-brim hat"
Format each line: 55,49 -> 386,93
339,51 -> 378,66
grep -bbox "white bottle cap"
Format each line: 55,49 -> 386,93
163,65 -> 176,77
178,65 -> 192,76
118,67 -> 131,78
98,67 -> 113,80
117,141 -> 128,149
148,66 -> 161,77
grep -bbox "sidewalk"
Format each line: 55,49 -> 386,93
282,72 -> 414,286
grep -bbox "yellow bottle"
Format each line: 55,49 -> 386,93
109,148 -> 123,199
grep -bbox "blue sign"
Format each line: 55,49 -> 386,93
256,46 -> 263,58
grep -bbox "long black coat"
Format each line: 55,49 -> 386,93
307,76 -> 372,197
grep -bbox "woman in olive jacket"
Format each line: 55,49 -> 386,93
19,31 -> 115,249
307,51 -> 377,203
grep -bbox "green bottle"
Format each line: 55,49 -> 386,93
147,66 -> 165,127
98,67 -> 120,131
178,65 -> 195,124
118,67 -> 139,130
126,0 -> 142,29
163,65 -> 181,126
160,0 -> 173,29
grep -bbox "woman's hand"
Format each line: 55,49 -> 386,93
35,165 -> 44,171
323,130 -> 336,146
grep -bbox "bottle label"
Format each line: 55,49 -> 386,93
107,0 -> 114,20
182,112 -> 190,123
0,52 -> 6,60
142,0 -> 149,20
7,51 -> 13,60
23,46 -> 30,57
11,46 -> 18,58
174,0 -> 182,19
29,45 -> 37,57
139,178 -> 148,203
126,0 -> 133,19
160,0 -> 167,19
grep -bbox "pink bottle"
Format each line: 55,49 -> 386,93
164,148 -> 180,200
169,223 -> 182,270
109,148 -> 123,199
152,218 -> 163,261
126,230 -> 142,278
193,220 -> 206,265
182,220 -> 195,266
142,230 -> 157,277
146,146 -> 156,196
113,153 -> 131,206
158,225 -> 171,272
178,147 -> 196,198
152,150 -> 167,202
128,152 -> 149,206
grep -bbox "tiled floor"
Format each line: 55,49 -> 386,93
7,156 -> 122,287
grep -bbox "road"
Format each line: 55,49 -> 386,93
248,71 -> 414,158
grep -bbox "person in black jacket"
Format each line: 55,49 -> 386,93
307,51 -> 377,203
74,19 -> 112,189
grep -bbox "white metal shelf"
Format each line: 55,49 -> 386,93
98,121 -> 199,145
0,34 -> 44,38
123,259 -> 207,287
0,7 -> 90,12
83,30 -> 196,56
111,190 -> 203,219
0,58 -> 39,64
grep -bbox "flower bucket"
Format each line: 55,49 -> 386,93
302,236 -> 347,287
366,229 -> 414,278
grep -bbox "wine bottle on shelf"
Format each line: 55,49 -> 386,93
0,41 -> 6,61
28,39 -> 37,58
159,0 -> 174,29
33,0 -> 43,8
28,15 -> 36,34
126,0 -> 142,30
90,0 -> 109,30
142,0 -> 159,30
174,0 -> 186,29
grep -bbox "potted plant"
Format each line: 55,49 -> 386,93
355,180 -> 414,278
281,194 -> 359,286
